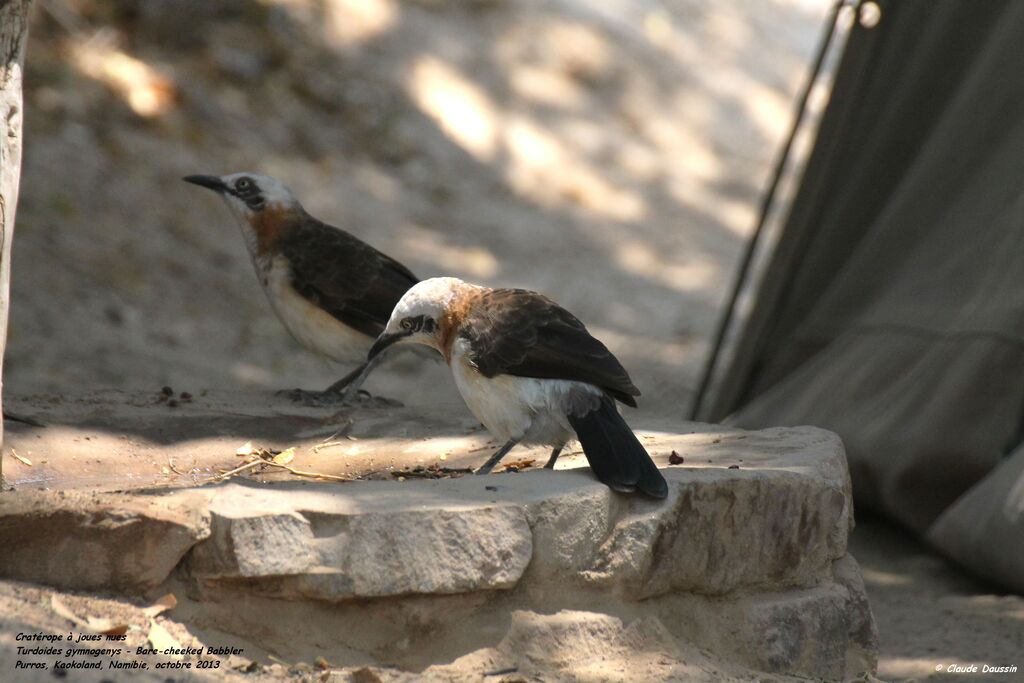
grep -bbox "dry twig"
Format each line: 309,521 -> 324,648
261,460 -> 353,482
213,459 -> 265,481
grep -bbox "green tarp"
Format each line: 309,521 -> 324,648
701,0 -> 1024,592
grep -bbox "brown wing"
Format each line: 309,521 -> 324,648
280,220 -> 418,338
461,289 -> 640,407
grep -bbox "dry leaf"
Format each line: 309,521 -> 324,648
235,441 -> 255,456
86,617 -> 128,636
272,448 -> 295,465
10,449 -> 32,466
502,458 -> 536,471
143,593 -> 177,618
148,621 -> 182,658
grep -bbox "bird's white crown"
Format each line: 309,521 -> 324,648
387,277 -> 469,329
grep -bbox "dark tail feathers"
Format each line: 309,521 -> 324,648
567,395 -> 668,499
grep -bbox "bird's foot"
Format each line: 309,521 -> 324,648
277,388 -> 339,407
343,391 -> 404,408
277,388 -> 403,408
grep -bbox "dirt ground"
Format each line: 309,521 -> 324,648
3,1 -> 1022,681
850,518 -> 1024,682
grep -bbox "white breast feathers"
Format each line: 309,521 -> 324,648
262,257 -> 372,365
448,337 -> 599,446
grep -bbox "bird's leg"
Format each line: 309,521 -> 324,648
476,438 -> 520,475
323,363 -> 369,395
280,352 -> 401,407
544,446 -> 563,470
278,361 -> 382,407
338,353 -> 386,404
278,362 -> 374,405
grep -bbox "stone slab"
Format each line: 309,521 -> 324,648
182,419 -> 848,601
2,390 -> 849,497
0,489 -> 211,593
188,485 -> 534,598
1,391 -> 852,601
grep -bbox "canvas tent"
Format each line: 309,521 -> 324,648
694,0 -> 1024,593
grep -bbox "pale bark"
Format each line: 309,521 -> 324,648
0,0 -> 31,487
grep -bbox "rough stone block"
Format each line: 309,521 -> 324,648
181,425 -> 851,604
189,510 -> 316,578
500,610 -> 678,669
657,583 -> 853,680
186,484 -> 534,599
574,472 -> 848,597
0,489 -> 210,593
299,507 -> 532,598
833,554 -> 879,677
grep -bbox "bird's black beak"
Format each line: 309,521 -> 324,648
368,331 -> 410,361
183,175 -> 229,194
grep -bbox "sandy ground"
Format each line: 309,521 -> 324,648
850,517 -> 1024,682
3,0 -> 1022,681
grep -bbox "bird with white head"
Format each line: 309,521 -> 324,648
184,172 -> 421,402
351,277 -> 668,498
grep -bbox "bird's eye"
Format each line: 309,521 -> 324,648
400,318 -> 414,331
235,177 -> 254,192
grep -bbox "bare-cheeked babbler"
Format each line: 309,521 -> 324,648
184,172 -> 419,401
362,277 -> 668,498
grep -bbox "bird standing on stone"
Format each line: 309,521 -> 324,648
360,277 -> 668,497
184,172 -> 419,402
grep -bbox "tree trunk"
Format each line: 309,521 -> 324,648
0,0 -> 30,488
